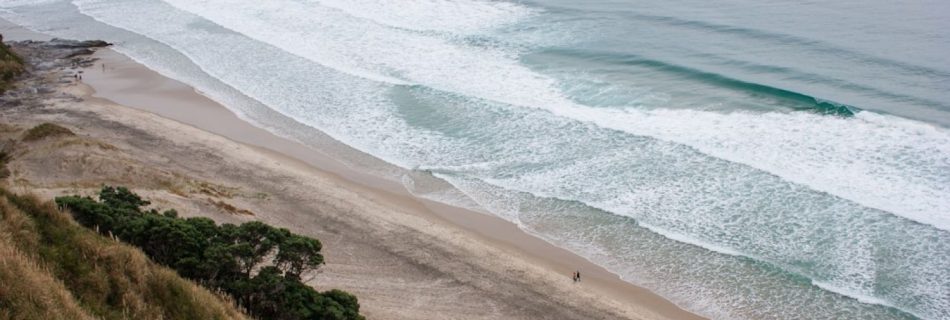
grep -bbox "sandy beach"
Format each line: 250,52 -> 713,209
1,20 -> 703,320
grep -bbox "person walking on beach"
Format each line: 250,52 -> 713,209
575,270 -> 581,282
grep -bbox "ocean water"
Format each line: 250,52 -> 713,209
3,0 -> 948,319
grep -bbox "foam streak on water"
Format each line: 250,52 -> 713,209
157,0 -> 950,232
4,0 -> 949,318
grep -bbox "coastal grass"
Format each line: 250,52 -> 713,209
0,37 -> 24,93
0,187 -> 248,320
22,123 -> 75,141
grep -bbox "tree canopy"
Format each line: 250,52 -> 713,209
56,186 -> 362,320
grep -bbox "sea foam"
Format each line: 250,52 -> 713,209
159,0 -> 950,232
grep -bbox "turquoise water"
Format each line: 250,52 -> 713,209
3,1 -> 948,318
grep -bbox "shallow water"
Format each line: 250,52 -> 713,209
3,0 -> 948,318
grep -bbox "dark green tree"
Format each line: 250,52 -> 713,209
276,235 -> 324,278
99,186 -> 149,211
56,186 -> 363,320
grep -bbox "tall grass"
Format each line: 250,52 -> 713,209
0,188 -> 248,320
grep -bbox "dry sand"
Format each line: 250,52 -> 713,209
1,21 -> 704,320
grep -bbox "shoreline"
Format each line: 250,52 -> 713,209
84,44 -> 702,320
3,19 -> 703,320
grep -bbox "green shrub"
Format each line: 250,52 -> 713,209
22,123 -> 75,141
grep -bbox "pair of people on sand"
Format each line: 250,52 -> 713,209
572,270 -> 581,282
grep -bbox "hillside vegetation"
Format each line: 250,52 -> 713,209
0,187 -> 247,320
57,186 -> 364,320
0,36 -> 24,93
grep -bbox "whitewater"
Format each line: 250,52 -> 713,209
3,0 -> 948,319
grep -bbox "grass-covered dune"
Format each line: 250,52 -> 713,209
0,184 -> 365,320
0,187 -> 248,320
